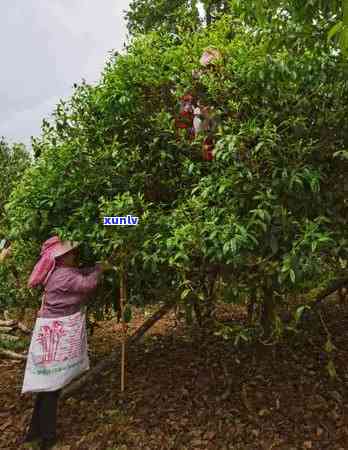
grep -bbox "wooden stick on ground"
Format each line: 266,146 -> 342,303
0,348 -> 27,360
0,326 -> 14,333
61,300 -> 175,399
0,321 -> 31,335
0,320 -> 17,327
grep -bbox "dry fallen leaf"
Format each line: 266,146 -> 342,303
0,418 -> 11,432
316,427 -> 323,437
258,408 -> 270,417
191,439 -> 205,447
203,431 -> 216,440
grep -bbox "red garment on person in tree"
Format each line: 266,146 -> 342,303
202,136 -> 214,161
175,94 -> 195,139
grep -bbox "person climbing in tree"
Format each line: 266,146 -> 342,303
21,236 -> 111,450
174,48 -> 222,160
174,93 -> 196,141
193,102 -> 218,161
192,48 -> 223,161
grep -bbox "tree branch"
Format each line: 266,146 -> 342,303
312,277 -> 348,309
61,300 -> 175,399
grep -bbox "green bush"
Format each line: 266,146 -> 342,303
4,12 -> 348,332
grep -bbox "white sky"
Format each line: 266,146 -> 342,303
0,0 -> 130,148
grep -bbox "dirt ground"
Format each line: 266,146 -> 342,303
1,300 -> 348,450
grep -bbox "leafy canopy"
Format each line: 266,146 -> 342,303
4,8 -> 348,328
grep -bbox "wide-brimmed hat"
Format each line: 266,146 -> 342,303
200,48 -> 222,66
52,240 -> 80,259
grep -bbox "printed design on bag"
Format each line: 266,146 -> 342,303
65,314 -> 86,360
22,312 -> 90,393
34,359 -> 86,375
36,321 -> 66,363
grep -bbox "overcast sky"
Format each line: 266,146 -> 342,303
0,0 -> 130,148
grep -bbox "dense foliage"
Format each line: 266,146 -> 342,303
0,138 -> 31,310
125,0 -> 230,35
3,3 -> 348,340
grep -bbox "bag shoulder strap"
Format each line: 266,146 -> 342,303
38,291 -> 46,315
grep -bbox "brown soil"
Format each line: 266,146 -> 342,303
1,300 -> 348,450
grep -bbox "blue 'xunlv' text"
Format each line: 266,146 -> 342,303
104,216 -> 139,226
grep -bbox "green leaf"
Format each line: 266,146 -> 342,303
326,360 -> 337,380
255,220 -> 267,232
181,289 -> 191,300
123,305 -> 132,323
258,210 -> 265,220
295,305 -> 310,323
327,21 -> 343,41
290,270 -> 296,283
264,210 -> 271,223
230,239 -> 237,253
333,150 -> 348,159
339,25 -> 348,55
324,338 -> 335,354
218,184 -> 226,194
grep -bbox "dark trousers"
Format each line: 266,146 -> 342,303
27,390 -> 61,441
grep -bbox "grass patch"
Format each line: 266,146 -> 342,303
0,336 -> 29,351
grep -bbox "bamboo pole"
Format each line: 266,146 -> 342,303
119,262 -> 128,393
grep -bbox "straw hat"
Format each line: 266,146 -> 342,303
52,241 -> 80,259
200,48 -> 222,67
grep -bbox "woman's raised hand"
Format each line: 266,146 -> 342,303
98,260 -> 114,272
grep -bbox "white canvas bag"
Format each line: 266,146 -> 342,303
22,299 -> 89,394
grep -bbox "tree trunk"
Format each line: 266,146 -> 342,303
193,297 -> 203,327
204,1 -> 213,26
247,289 -> 257,325
260,287 -> 276,338
201,268 -> 218,325
221,0 -> 230,13
190,0 -> 201,22
338,287 -> 348,304
61,300 -> 175,399
206,7 -> 212,25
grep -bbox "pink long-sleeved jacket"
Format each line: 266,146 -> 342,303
38,265 -> 102,318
